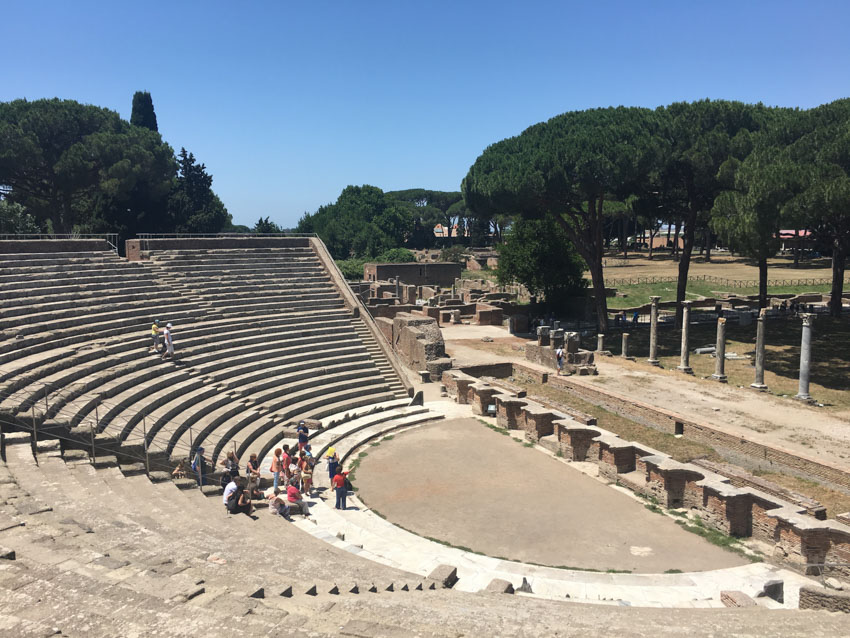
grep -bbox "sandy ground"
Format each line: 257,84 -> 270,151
440,325 -> 850,472
354,418 -> 748,573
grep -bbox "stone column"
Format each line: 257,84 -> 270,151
394,278 -> 400,298
677,301 -> 693,374
597,333 -> 604,352
712,317 -> 727,382
647,296 -> 660,366
794,313 -> 815,402
751,309 -> 768,391
621,332 -> 630,358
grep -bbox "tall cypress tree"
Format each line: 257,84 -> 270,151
131,91 -> 158,131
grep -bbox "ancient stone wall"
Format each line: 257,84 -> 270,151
441,367 -> 850,579
1,239 -> 113,254
799,586 -> 850,612
126,236 -> 309,260
381,312 -> 452,376
363,262 -> 461,287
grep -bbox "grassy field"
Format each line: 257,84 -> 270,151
605,315 -> 850,413
607,282 -> 833,309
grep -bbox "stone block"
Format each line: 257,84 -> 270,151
720,590 -> 756,608
484,578 -> 514,594
0,546 -> 15,560
757,579 -> 783,604
428,564 -> 458,589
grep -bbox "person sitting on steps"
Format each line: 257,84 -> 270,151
224,477 -> 253,516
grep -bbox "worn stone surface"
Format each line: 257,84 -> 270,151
427,564 -> 458,589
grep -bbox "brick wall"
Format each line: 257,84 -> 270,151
545,373 -> 850,492
799,587 -> 850,612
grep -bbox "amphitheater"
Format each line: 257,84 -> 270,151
0,235 -> 848,637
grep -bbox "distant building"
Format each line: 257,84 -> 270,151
363,262 -> 462,287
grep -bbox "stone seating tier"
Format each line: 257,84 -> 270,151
0,309 -> 351,399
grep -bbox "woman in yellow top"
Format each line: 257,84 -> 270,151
149,320 -> 161,353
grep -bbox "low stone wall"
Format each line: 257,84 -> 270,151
441,367 -> 850,580
475,304 -> 503,326
799,586 -> 850,612
545,373 -> 850,493
0,239 -> 113,254
126,236 -> 309,260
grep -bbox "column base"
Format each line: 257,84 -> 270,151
677,365 -> 693,375
711,374 -> 728,383
647,359 -> 660,367
750,383 -> 768,392
793,393 -> 814,403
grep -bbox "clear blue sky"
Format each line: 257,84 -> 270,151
3,1 -> 849,228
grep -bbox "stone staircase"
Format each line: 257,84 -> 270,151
0,242 -> 411,474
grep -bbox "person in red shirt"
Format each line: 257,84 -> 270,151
286,478 -> 309,516
332,467 -> 349,510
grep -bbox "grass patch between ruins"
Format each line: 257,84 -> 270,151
750,469 -> 850,519
515,381 -> 721,463
674,516 -> 762,562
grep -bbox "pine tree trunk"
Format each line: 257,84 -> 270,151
675,205 -> 698,327
673,220 -> 681,260
830,241 -> 846,318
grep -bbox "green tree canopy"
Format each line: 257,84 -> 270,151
167,148 -> 231,233
297,185 -> 414,259
130,91 -> 158,132
0,98 -> 175,234
496,217 -> 586,310
463,106 -> 666,332
0,200 -> 38,233
785,99 -> 850,316
253,216 -> 283,233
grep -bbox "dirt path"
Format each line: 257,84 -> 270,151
354,418 -> 748,573
442,325 -> 850,472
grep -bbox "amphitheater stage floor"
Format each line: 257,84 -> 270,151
353,417 -> 749,574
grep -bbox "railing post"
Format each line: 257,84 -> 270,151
90,422 -> 97,464
142,415 -> 150,477
31,404 -> 38,458
188,426 -> 194,456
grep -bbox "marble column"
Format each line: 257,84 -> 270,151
712,317 -> 728,382
751,309 -> 768,391
597,333 -> 604,352
794,313 -> 815,401
677,301 -> 693,374
647,296 -> 660,366
621,332 -> 630,359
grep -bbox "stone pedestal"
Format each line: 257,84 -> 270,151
751,309 -> 768,391
647,296 -> 660,366
794,314 -> 815,401
597,333 -> 604,352
677,301 -> 693,374
712,317 -> 728,382
536,326 -> 550,347
551,329 -> 565,350
621,333 -> 630,358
